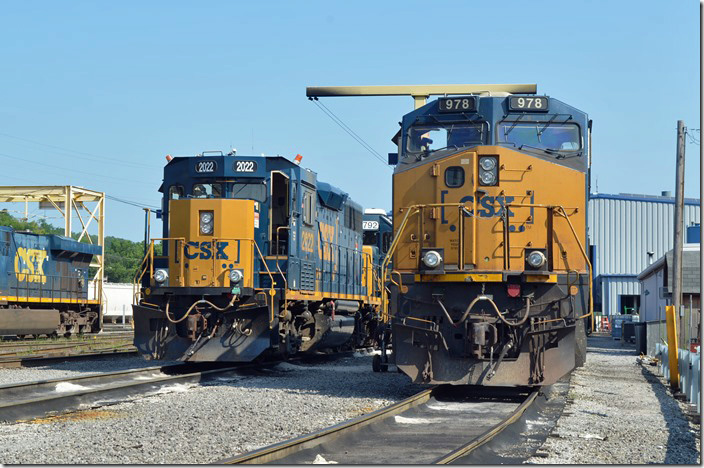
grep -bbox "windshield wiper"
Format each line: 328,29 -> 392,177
518,144 -> 582,159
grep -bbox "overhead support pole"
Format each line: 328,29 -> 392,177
306,84 -> 538,109
673,121 -> 686,315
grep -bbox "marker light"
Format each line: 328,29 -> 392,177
422,250 -> 442,269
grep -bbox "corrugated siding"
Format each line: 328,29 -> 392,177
588,196 -> 700,277
602,276 -> 641,316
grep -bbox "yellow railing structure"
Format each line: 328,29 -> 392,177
132,237 -> 278,326
380,202 -> 593,332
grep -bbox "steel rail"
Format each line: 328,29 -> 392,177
0,350 -> 363,421
219,387 -> 539,465
432,389 -> 540,464
0,348 -> 138,369
0,362 -> 246,423
219,387 -> 435,464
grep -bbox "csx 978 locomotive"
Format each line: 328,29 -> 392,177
0,227 -> 102,337
383,89 -> 591,386
133,152 -> 382,361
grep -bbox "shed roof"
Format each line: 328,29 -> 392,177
638,245 -> 700,294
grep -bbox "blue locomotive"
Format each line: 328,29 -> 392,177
133,151 -> 383,361
0,227 -> 102,337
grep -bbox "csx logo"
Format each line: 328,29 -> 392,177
440,191 -> 534,233
184,241 -> 237,261
15,248 -> 48,283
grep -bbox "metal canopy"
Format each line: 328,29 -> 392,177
306,84 -> 538,108
0,185 -> 105,308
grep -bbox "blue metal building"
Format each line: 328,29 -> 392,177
588,192 -> 701,316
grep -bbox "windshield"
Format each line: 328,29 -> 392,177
406,123 -> 484,155
231,182 -> 267,203
498,122 -> 581,154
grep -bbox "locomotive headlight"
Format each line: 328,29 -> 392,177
229,269 -> 243,283
200,212 -> 213,224
422,250 -> 442,268
479,157 -> 497,171
154,269 -> 168,283
527,251 -> 547,269
478,157 -> 498,186
200,211 -> 214,235
479,170 -> 497,185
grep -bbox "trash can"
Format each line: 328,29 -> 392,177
634,322 -> 647,354
622,321 -> 635,343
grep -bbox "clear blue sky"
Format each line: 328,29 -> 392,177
1,0 -> 700,241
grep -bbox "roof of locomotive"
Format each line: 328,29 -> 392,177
158,153 -> 358,213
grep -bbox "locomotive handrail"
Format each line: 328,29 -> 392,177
133,236 -> 278,325
380,202 -> 474,322
504,202 -> 593,332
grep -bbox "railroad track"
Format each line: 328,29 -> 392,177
0,361 -> 249,423
0,347 -> 138,369
0,351 -> 363,423
218,385 -> 539,464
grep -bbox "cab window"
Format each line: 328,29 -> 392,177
303,192 -> 314,226
230,182 -> 267,202
444,167 -> 465,188
169,185 -> 185,200
192,183 -> 222,199
498,123 -> 581,154
406,123 -> 484,155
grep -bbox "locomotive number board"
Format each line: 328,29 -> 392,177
195,160 -> 217,173
508,96 -> 549,112
438,96 -> 477,113
233,160 -> 258,173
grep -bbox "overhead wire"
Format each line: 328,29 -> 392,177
0,150 -> 155,186
309,98 -> 391,169
0,132 -> 162,170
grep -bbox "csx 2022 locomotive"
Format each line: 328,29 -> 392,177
385,90 -> 591,386
0,227 -> 102,337
133,152 -> 382,361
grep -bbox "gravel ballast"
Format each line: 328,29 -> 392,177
527,335 -> 701,464
0,353 -> 419,464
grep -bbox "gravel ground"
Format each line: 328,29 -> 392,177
0,352 -> 420,464
0,355 -> 181,386
526,335 -> 701,464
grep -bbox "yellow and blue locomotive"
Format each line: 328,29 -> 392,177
382,90 -> 592,386
0,227 -> 102,337
133,152 -> 382,361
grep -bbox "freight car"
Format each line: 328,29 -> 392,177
133,152 -> 383,361
0,227 -> 102,337
379,88 -> 591,386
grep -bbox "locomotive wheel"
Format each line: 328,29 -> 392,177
16,335 -> 26,340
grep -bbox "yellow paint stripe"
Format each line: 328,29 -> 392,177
0,296 -> 100,305
414,273 -> 503,283
524,274 -> 558,283
284,290 -> 381,305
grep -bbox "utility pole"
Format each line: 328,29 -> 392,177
673,121 -> 686,315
